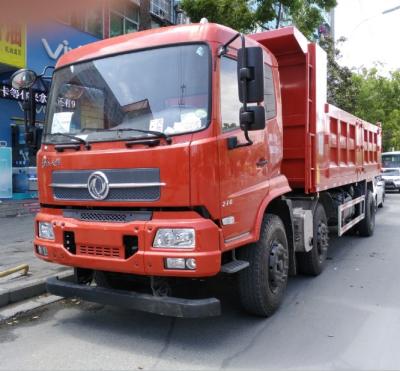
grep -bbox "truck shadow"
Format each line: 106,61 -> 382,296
49,203 -> 398,369
50,235 -> 368,369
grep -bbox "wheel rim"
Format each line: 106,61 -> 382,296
268,240 -> 288,294
316,222 -> 329,263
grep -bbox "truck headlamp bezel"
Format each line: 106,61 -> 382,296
153,228 -> 196,249
38,222 -> 55,240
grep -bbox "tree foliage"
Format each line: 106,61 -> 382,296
319,36 -> 358,113
179,0 -> 256,32
351,69 -> 400,151
319,37 -> 400,151
180,0 -> 337,37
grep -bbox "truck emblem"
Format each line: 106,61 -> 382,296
87,171 -> 109,200
42,157 -> 61,168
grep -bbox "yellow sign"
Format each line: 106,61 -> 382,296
0,25 -> 26,68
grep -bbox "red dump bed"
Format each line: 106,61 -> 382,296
250,27 -> 382,193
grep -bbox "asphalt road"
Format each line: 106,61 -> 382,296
1,193 -> 400,370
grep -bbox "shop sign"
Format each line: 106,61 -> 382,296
0,25 -> 26,68
28,22 -> 99,74
0,84 -> 47,105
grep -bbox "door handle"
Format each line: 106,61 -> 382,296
256,159 -> 268,168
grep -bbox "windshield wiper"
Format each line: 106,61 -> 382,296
110,128 -> 172,145
49,132 -> 91,150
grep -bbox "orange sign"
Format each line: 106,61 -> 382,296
0,25 -> 26,68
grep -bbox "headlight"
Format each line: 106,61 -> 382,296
38,222 -> 54,240
153,229 -> 195,248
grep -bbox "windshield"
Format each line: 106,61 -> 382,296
383,169 -> 400,176
44,44 -> 210,144
382,154 -> 400,169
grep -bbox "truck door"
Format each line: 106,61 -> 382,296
217,56 -> 270,244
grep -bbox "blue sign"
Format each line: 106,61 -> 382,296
27,21 -> 99,75
0,22 -> 99,146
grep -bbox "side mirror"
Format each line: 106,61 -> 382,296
232,37 -> 265,148
240,106 -> 265,131
11,69 -> 38,90
11,69 -> 39,148
237,46 -> 264,103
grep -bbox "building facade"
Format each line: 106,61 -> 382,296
0,0 -> 183,200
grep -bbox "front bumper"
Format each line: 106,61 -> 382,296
47,276 -> 221,318
34,209 -> 222,277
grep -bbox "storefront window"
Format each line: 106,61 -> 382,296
150,0 -> 173,22
110,1 -> 139,37
86,9 -> 104,39
110,12 -> 124,37
67,8 -> 104,39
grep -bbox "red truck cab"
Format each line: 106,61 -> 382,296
15,22 -> 380,318
34,23 -> 289,275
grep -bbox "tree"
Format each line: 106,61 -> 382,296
180,0 -> 337,38
320,37 -> 400,151
350,69 -> 400,151
180,0 -> 256,32
319,36 -> 359,113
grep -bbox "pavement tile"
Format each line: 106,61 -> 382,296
0,215 -> 71,307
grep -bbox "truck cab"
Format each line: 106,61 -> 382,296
33,22 -> 289,282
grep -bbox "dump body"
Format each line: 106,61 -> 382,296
251,27 -> 381,193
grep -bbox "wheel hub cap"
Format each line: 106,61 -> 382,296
317,223 -> 329,262
268,241 -> 288,293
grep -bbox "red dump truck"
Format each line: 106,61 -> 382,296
12,23 -> 381,318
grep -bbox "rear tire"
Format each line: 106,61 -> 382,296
237,214 -> 289,317
378,194 -> 384,208
358,190 -> 376,237
297,203 -> 329,276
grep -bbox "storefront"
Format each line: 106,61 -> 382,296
0,22 -> 99,200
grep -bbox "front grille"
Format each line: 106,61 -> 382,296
52,168 -> 161,201
80,211 -> 127,223
63,210 -> 152,223
78,245 -> 122,259
54,187 -> 160,201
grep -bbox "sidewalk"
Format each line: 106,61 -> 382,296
0,215 -> 72,307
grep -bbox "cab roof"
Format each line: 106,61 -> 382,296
56,23 -> 276,68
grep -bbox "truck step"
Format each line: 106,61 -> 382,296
221,260 -> 249,274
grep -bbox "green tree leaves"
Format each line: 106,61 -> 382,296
180,0 -> 336,37
350,69 -> 400,151
180,0 -> 256,32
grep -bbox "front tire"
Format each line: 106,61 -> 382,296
297,203 -> 329,276
237,214 -> 289,317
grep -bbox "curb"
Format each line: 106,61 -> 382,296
0,271 -> 73,309
0,294 -> 63,324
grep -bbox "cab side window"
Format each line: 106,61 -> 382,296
264,64 -> 276,119
220,57 -> 242,132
